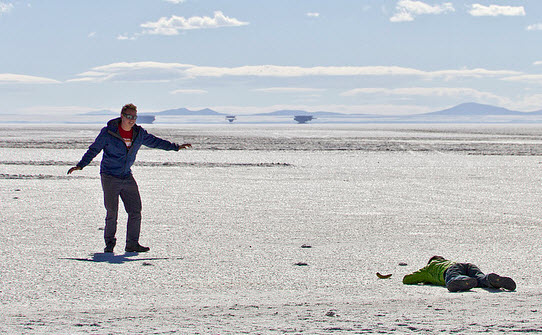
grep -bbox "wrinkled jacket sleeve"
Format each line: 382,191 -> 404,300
403,266 -> 430,284
140,128 -> 179,151
77,127 -> 108,168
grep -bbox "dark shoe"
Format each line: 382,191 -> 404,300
447,278 -> 478,292
125,244 -> 150,253
104,244 -> 115,253
487,273 -> 516,291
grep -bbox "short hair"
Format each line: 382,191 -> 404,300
428,255 -> 446,264
121,103 -> 137,114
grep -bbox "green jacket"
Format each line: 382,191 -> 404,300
403,259 -> 456,286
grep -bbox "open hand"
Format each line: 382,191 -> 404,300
67,166 -> 82,175
178,143 -> 192,150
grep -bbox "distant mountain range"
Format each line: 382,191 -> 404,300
420,102 -> 542,117
77,103 -> 542,123
146,103 -> 542,118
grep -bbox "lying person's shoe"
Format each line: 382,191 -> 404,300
447,278 -> 477,292
125,244 -> 150,253
487,273 -> 516,291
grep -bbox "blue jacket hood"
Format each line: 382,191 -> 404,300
106,117 -> 140,136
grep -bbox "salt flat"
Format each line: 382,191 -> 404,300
1,124 -> 541,334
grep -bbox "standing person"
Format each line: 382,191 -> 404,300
68,103 -> 191,253
403,256 -> 516,292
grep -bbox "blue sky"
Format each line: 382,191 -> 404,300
1,0 -> 542,118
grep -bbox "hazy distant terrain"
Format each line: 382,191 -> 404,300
3,102 -> 542,124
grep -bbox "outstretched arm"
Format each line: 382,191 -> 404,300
402,266 -> 430,285
67,127 -> 107,175
67,166 -> 82,174
140,128 -> 189,151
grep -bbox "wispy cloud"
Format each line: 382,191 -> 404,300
527,23 -> 542,31
390,0 -> 454,22
140,11 -> 249,35
253,87 -> 325,93
170,89 -> 207,94
69,62 -> 522,83
0,73 -> 60,84
0,2 -> 13,14
341,87 -> 504,101
428,68 -> 520,79
516,94 -> 542,111
68,62 -> 193,82
469,4 -> 525,17
185,65 -> 519,79
502,74 -> 542,84
163,0 -> 185,3
117,34 -> 137,41
306,12 -> 320,18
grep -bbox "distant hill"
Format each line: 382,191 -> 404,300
158,108 -> 224,116
133,103 -> 542,123
253,109 -> 311,116
421,103 -> 524,116
154,107 -> 386,118
313,111 -> 357,117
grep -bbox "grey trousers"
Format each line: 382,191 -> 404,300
444,263 -> 490,288
101,173 -> 142,247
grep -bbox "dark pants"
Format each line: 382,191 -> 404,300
444,263 -> 490,288
101,173 -> 142,247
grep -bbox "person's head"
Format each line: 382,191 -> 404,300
120,103 -> 137,130
428,255 -> 446,264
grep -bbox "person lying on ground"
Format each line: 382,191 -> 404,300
403,255 -> 516,292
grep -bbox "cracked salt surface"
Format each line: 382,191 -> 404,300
1,124 -> 541,333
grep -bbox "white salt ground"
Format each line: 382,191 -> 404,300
0,124 -> 541,334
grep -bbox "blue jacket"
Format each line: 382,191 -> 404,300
77,118 -> 179,178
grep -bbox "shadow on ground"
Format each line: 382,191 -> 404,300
61,253 -> 181,264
